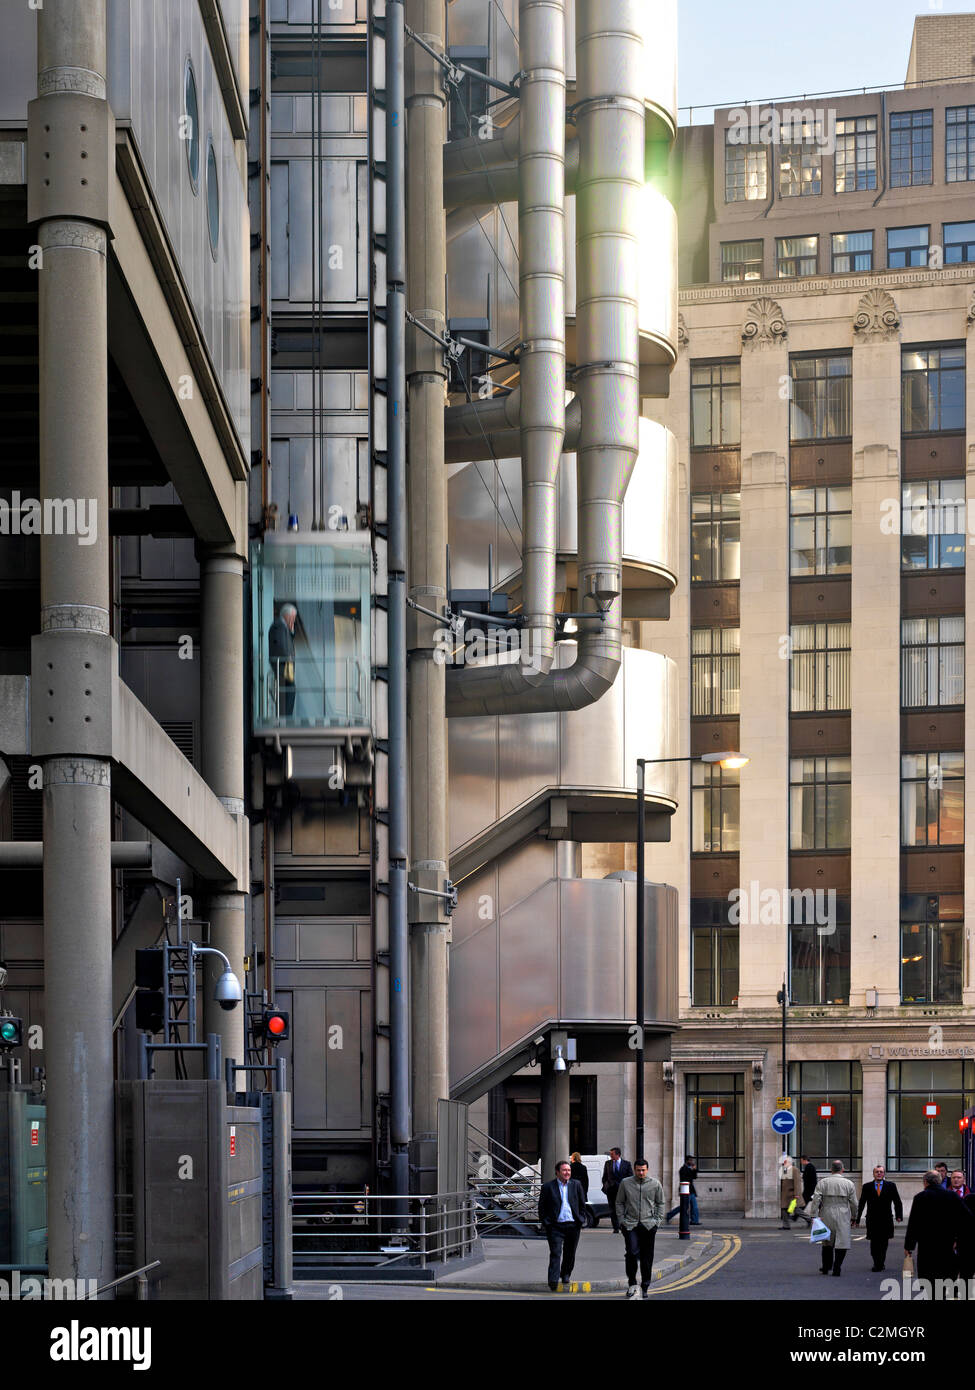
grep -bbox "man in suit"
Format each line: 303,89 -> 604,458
538,1159 -> 587,1292
268,603 -> 298,716
855,1163 -> 903,1271
601,1147 -> 633,1234
904,1168 -> 975,1283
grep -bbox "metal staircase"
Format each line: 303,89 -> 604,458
467,1123 -> 541,1237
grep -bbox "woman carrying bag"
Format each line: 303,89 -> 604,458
809,1159 -> 859,1276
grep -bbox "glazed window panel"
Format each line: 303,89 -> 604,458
691,627 -> 741,716
889,110 -> 933,187
834,115 -> 877,191
690,492 -> 741,583
900,752 -> 964,847
691,361 -> 741,445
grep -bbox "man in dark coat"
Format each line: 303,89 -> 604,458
538,1160 -> 587,1292
268,603 -> 297,716
665,1156 -> 700,1225
791,1155 -> 818,1226
601,1148 -> 633,1234
855,1163 -> 903,1271
904,1169 -> 975,1284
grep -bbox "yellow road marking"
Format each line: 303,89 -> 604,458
646,1234 -> 741,1293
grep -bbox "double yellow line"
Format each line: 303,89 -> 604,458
647,1234 -> 741,1293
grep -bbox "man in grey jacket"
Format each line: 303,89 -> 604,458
615,1158 -> 665,1298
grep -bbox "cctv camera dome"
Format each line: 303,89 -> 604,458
214,968 -> 242,1011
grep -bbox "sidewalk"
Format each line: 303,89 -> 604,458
436,1225 -> 716,1293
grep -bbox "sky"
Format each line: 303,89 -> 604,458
678,0 -> 972,120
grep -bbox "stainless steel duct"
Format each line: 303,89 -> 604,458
446,0 -> 566,700
443,114 -> 580,211
444,389 -> 581,465
446,0 -> 644,717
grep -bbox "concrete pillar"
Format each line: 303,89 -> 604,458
406,0 -> 449,1163
200,539 -> 247,1063
31,0 -> 114,1286
540,1062 -> 571,1180
850,332 -> 902,1007
860,1057 -> 888,1173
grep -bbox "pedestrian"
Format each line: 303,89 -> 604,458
948,1169 -> 970,1200
601,1147 -> 633,1234
268,602 -> 298,717
791,1155 -> 818,1226
665,1156 -> 700,1225
934,1161 -> 951,1190
537,1159 -> 587,1293
616,1158 -> 665,1299
809,1159 -> 858,1276
779,1153 -> 802,1229
569,1151 -> 590,1201
855,1164 -> 903,1271
904,1168 -> 975,1284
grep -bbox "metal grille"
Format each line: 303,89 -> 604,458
8,758 -> 41,841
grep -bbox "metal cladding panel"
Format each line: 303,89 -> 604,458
498,706 -> 559,820
218,0 -> 248,97
114,0 -> 249,446
641,0 -> 678,132
499,878 -> 558,1051
557,647 -> 626,788
447,715 -> 498,853
642,880 -> 679,1023
623,649 -> 679,803
0,6 -> 36,121
560,877 -> 626,1018
637,184 -> 678,351
446,454 -> 521,594
448,915 -> 499,1086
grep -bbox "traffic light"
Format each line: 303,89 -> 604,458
0,1016 -> 23,1048
135,948 -> 165,1034
259,1005 -> 289,1045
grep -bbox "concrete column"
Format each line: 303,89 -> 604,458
850,333 -> 902,1007
200,539 -> 247,1062
738,337 -> 790,1009
406,0 -> 449,1162
540,1062 -> 571,1180
860,1057 -> 888,1173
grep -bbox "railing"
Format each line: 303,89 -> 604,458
468,1124 -> 542,1236
260,655 -> 369,729
291,1191 -> 478,1268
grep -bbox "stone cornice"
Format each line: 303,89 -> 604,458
680,266 -> 975,307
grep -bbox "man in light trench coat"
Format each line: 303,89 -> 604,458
810,1159 -> 859,1276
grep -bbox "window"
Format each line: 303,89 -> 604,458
946,105 -> 975,183
831,231 -> 872,273
887,225 -> 929,269
691,627 -> 740,716
890,110 -> 933,187
790,486 -> 852,576
901,752 -> 964,847
206,139 -> 219,258
725,135 -> 767,202
720,240 -> 763,282
901,616 -> 964,708
691,362 -> 740,445
790,901 -> 851,1005
901,346 -> 965,433
777,235 -> 818,278
787,1062 -> 862,1170
901,479 -> 966,570
183,60 -> 200,192
790,756 -> 851,850
447,48 -> 488,140
887,1060 -> 975,1170
692,762 -> 740,852
686,1073 -> 744,1172
945,220 -> 975,264
690,493 -> 740,583
778,140 -> 822,197
834,115 -> 877,192
900,896 -> 964,1005
691,900 -> 739,1007
790,355 -> 852,441
790,622 -> 851,712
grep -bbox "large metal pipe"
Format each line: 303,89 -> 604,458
0,842 -> 153,869
444,390 -> 580,465
443,118 -> 580,211
445,0 -> 644,717
445,0 -> 566,703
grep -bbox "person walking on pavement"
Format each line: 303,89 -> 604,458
791,1155 -> 818,1226
810,1159 -> 858,1276
904,1168 -> 975,1284
934,1161 -> 951,1190
855,1164 -> 903,1271
602,1147 -> 633,1234
538,1160 -> 587,1293
779,1153 -> 802,1229
665,1156 -> 700,1225
569,1152 -> 590,1203
616,1158 -> 665,1299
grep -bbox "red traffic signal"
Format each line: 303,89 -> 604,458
960,1116 -> 970,1133
260,1006 -> 289,1044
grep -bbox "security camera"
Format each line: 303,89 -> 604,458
214,967 -> 242,1012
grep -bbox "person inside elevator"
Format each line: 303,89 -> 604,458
269,602 -> 298,716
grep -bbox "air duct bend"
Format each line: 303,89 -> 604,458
446,0 -> 644,716
444,389 -> 581,465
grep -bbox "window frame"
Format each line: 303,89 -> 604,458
691,761 -> 741,853
725,135 -> 768,203
789,485 -> 852,577
786,1061 -> 862,1169
690,360 -> 741,447
944,220 -> 975,265
834,114 -> 878,193
720,240 -> 764,283
789,908 -> 851,1006
776,234 -> 819,279
887,224 -> 930,269
889,108 -> 933,188
901,345 -> 965,434
946,105 -> 975,183
789,353 -> 852,443
690,491 -> 741,584
899,895 -> 964,1006
900,478 -> 967,570
831,230 -> 873,273
900,615 -> 965,709
690,899 -> 739,1008
900,751 -> 964,848
691,626 -> 741,716
777,140 -> 823,198
789,755 -> 852,851
790,621 -> 852,713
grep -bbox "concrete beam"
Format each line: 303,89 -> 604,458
0,676 -> 29,756
0,841 -> 151,868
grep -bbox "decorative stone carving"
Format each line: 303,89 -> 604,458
677,313 -> 688,350
741,297 -> 787,349
966,288 -> 975,330
853,287 -> 900,341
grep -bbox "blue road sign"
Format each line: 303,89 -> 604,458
771,1109 -> 797,1135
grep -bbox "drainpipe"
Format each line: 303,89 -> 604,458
386,0 -> 411,1202
445,0 -> 643,717
445,0 -> 566,703
28,0 -> 115,1287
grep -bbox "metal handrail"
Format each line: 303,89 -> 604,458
83,1260 -> 162,1300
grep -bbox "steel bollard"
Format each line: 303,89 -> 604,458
678,1180 -> 691,1241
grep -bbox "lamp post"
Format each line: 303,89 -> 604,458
634,752 -> 748,1163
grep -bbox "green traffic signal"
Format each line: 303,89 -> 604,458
0,1017 -> 23,1047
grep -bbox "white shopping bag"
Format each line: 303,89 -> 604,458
809,1217 -> 830,1244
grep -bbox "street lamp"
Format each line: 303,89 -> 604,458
634,751 -> 749,1161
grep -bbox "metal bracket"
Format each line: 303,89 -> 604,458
404,23 -> 521,99
408,879 -> 458,915
405,309 -> 519,369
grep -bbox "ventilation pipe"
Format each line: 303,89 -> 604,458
444,113 -> 580,211
444,389 -> 580,465
446,0 -> 644,717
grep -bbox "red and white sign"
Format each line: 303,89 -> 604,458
229,1125 -> 237,1157
29,1120 -> 39,1148
819,1104 -> 834,1119
708,1104 -> 725,1120
924,1103 -> 940,1119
